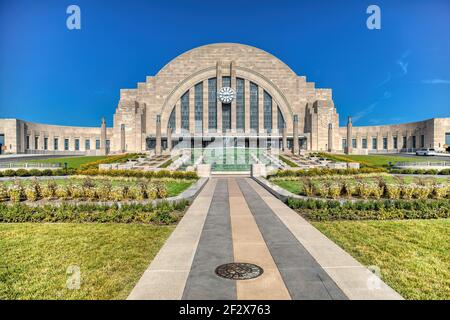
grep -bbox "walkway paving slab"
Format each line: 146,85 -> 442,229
128,177 -> 403,300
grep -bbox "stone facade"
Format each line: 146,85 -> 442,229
0,118 -> 112,155
1,43 -> 449,155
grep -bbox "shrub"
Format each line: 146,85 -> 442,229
413,185 -> 432,200
41,181 -> 57,198
385,184 -> 401,199
328,183 -> 342,199
314,182 -> 329,198
342,181 -> 357,198
128,185 -> 146,201
0,200 -> 189,224
357,182 -> 371,199
303,178 -> 314,197
401,184 -> 415,199
0,184 -> 9,201
8,183 -> 25,202
287,198 -> 450,221
97,182 -> 112,200
110,186 -> 125,201
371,185 -> 384,199
55,185 -> 70,199
24,185 -> 37,201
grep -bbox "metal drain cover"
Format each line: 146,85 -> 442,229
215,263 -> 263,280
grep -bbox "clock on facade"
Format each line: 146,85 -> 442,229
218,87 -> 236,103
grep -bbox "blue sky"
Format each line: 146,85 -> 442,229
0,0 -> 449,127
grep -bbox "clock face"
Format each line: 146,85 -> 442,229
218,87 -> 236,103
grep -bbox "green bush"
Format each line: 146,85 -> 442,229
389,168 -> 450,175
0,200 -> 190,224
269,167 -> 386,179
287,198 -> 450,221
0,167 -> 199,179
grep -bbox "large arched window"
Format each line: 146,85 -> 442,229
181,91 -> 189,131
194,82 -> 203,132
263,91 -> 272,131
208,78 -> 217,130
236,78 -> 245,131
250,82 -> 259,132
277,106 -> 285,130
168,107 -> 175,129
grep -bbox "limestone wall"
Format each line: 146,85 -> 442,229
336,118 -> 450,152
0,119 -> 113,154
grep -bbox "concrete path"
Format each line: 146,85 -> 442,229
128,177 -> 403,300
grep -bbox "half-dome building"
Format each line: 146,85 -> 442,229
1,43 -> 449,155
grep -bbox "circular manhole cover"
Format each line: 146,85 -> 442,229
215,263 -> 264,280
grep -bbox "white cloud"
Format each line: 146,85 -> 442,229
421,79 -> 450,84
396,50 -> 411,75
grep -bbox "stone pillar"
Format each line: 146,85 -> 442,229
377,131 -> 382,151
272,103 -> 277,135
244,80 -> 250,134
216,62 -> 222,133
155,115 -> 161,155
387,131 -> 393,151
293,115 -> 299,154
167,127 -> 172,152
328,123 -> 333,152
230,61 -> 236,133
346,116 -> 352,154
120,124 -> 126,152
282,127 -> 287,151
100,117 -> 107,155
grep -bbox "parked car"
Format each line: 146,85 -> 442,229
416,148 -> 437,156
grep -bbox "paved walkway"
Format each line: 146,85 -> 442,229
128,177 -> 403,300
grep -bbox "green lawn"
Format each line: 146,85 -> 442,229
313,219 -> 450,300
0,223 -> 173,299
321,153 -> 431,167
28,156 -> 110,168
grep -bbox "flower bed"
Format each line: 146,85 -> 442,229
269,167 -> 386,178
270,175 -> 450,200
0,178 -> 172,203
0,168 -> 198,179
287,198 -> 450,221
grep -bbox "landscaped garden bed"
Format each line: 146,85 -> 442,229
270,173 -> 449,200
0,176 -> 196,203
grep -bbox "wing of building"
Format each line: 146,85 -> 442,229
1,43 -> 449,155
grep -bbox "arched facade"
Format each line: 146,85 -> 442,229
1,43 -> 449,155
112,43 -> 341,153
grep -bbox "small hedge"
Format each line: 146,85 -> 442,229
0,200 -> 189,224
269,167 -> 386,178
388,168 -> 450,175
0,179 -> 171,203
287,198 -> 450,221
0,168 -> 198,179
279,155 -> 299,168
79,153 -> 145,170
273,178 -> 449,200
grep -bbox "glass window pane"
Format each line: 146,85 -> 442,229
195,82 -> 203,133
181,91 -> 189,131
263,91 -> 272,131
236,78 -> 245,131
250,82 -> 259,131
208,78 -> 217,130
